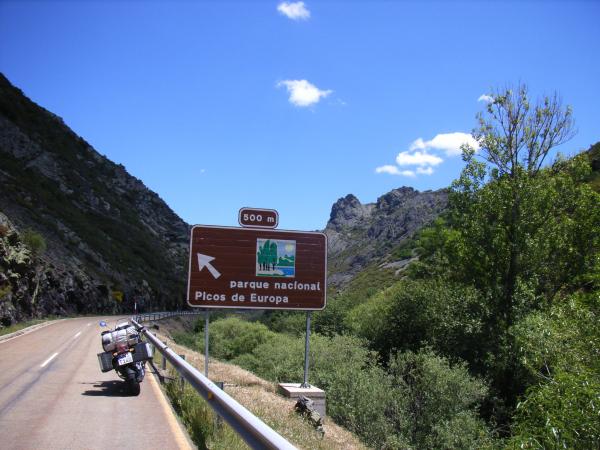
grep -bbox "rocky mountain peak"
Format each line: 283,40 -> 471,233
327,194 -> 372,231
376,186 -> 418,211
324,186 -> 448,287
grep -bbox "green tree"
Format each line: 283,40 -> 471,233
442,85 -> 599,417
268,241 -> 277,270
454,84 -> 577,321
257,240 -> 278,271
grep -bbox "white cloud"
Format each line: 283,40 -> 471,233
277,2 -> 310,20
478,94 -> 494,103
409,132 -> 479,156
396,150 -> 443,167
376,131 -> 478,177
376,149 -> 442,177
277,79 -> 332,107
375,165 -> 416,177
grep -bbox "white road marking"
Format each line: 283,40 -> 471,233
73,331 -> 82,339
87,323 -> 91,326
40,352 -> 59,368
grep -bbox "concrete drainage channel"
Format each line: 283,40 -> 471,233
132,316 -> 297,450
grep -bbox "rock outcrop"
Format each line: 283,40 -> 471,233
325,187 -> 448,286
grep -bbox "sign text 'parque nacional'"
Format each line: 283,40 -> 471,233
187,225 -> 327,310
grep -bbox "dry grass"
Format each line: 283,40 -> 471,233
153,325 -> 368,450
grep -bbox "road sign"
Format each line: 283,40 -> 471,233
238,207 -> 279,229
187,225 -> 327,310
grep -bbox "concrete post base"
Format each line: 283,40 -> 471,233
277,383 -> 326,417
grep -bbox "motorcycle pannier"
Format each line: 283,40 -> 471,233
97,351 -> 113,372
132,342 -> 154,363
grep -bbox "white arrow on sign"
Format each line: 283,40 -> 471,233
197,253 -> 221,279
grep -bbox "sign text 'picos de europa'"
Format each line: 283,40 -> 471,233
187,226 -> 327,310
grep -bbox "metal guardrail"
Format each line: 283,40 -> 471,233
133,310 -> 202,323
131,317 -> 297,450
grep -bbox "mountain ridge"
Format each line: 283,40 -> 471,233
1,73 -> 448,325
0,73 -> 189,322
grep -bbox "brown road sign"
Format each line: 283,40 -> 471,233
238,207 -> 279,229
187,225 -> 327,310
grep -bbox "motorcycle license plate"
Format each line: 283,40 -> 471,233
117,352 -> 133,366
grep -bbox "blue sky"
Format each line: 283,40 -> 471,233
1,1 -> 599,231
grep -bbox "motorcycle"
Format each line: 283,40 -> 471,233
96,319 -> 153,396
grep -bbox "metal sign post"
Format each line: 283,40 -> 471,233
204,308 -> 209,377
301,311 -> 312,388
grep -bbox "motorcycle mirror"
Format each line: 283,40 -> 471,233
99,321 -> 107,327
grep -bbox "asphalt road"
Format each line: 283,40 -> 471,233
0,317 -> 193,450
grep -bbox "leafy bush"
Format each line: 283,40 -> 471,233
346,278 -> 491,368
313,264 -> 396,336
234,332 -> 396,446
235,330 -> 492,449
21,228 -> 46,256
171,330 -> 198,349
386,350 -> 492,449
509,368 -> 600,449
201,317 -> 278,360
259,311 -> 306,336
509,293 -> 600,448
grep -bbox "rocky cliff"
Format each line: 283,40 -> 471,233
0,74 -> 189,326
325,187 -> 448,286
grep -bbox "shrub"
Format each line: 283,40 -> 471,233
164,365 -> 244,449
313,264 -> 396,336
509,293 -> 600,448
387,349 -> 492,449
202,317 -> 278,360
21,228 -> 46,256
259,311 -> 306,336
508,368 -> 600,449
234,333 -> 396,447
346,278 -> 491,368
171,331 -> 198,349
235,331 -> 492,449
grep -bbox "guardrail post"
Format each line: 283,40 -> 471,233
179,354 -> 186,390
215,381 -> 224,429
